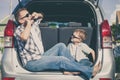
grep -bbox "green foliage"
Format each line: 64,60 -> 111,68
115,57 -> 120,73
0,48 -> 3,53
111,24 -> 120,42
112,24 -> 120,72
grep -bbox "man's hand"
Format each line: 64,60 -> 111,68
31,12 -> 43,20
24,19 -> 33,27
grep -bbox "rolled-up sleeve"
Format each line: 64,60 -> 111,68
14,25 -> 25,39
81,43 -> 93,55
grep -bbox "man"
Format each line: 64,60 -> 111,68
14,8 -> 100,80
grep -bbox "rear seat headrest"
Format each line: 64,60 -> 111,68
39,23 -> 49,27
39,22 -> 82,27
68,22 -> 82,27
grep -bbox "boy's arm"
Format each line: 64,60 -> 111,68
82,43 -> 96,62
90,50 -> 95,62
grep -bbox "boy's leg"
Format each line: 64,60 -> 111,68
79,59 -> 93,67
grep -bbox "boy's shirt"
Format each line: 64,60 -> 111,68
67,42 -> 93,62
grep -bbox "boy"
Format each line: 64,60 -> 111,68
67,29 -> 95,66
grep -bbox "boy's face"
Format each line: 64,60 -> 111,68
18,10 -> 31,24
71,32 -> 82,44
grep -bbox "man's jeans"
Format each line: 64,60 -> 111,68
25,43 -> 93,79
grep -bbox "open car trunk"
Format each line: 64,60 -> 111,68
14,0 -> 98,73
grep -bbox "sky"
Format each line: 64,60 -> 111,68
0,0 -> 120,25
0,0 -> 18,22
100,0 -> 120,25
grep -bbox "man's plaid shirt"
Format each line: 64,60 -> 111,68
14,22 -> 44,66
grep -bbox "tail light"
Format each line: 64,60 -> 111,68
2,77 -> 15,80
99,78 -> 112,80
4,20 -> 15,48
101,20 -> 112,49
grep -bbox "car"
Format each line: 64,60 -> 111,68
1,0 -> 115,80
